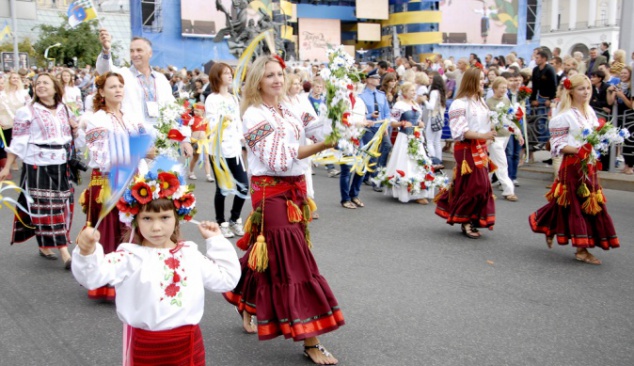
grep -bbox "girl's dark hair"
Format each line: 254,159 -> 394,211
380,72 -> 397,92
93,72 -> 125,113
32,73 -> 64,107
124,198 -> 181,245
428,72 -> 446,107
209,62 -> 233,94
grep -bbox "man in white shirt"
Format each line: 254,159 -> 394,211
97,28 -> 193,157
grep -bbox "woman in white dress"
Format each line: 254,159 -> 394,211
382,82 -> 434,204
59,68 -> 83,113
0,72 -> 31,175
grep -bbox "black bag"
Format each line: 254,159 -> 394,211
63,106 -> 87,184
430,112 -> 444,132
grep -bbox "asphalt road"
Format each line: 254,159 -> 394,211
0,167 -> 633,366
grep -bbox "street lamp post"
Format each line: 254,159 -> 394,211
44,42 -> 61,69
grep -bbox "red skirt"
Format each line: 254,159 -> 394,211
435,141 -> 495,228
529,155 -> 619,249
224,176 -> 345,341
125,324 -> 205,366
82,170 -> 126,300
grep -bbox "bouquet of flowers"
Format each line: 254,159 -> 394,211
489,102 -> 522,135
517,86 -> 532,101
154,100 -> 191,159
320,45 -> 364,155
576,120 -> 630,175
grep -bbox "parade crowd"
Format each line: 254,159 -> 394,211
0,28 -> 630,365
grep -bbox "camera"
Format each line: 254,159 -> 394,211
69,155 -> 88,172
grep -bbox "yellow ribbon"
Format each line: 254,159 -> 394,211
0,180 -> 47,229
232,30 -> 275,96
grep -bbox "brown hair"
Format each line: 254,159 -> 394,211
32,73 -> 64,107
59,68 -> 75,88
380,72 -> 397,92
209,62 -> 233,94
455,68 -> 484,100
125,198 -> 181,245
93,72 -> 125,113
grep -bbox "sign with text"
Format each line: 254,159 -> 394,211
298,18 -> 341,62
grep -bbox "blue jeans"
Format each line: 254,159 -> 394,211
362,126 -> 393,182
505,135 -> 521,180
340,162 -> 363,203
531,96 -> 550,145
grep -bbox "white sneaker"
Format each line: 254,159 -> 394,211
206,174 -> 215,182
220,222 -> 235,238
513,179 -> 520,187
188,173 -> 197,180
229,218 -> 245,237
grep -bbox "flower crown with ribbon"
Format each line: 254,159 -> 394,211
116,170 -> 196,224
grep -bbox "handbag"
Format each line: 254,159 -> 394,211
430,111 -> 444,132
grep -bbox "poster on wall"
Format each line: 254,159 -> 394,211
298,18 -> 341,62
439,0 -> 518,45
180,0 -> 262,38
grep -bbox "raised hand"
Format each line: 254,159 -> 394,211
77,227 -> 100,256
198,221 -> 222,239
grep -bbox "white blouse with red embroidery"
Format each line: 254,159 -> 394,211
549,107 -> 599,157
7,103 -> 76,165
242,102 -> 326,176
447,97 -> 491,141
84,109 -> 146,172
71,237 -> 240,331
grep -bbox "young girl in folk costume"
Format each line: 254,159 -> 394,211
382,82 -> 434,204
187,102 -> 213,182
80,72 -> 150,300
435,68 -> 497,239
529,74 -> 620,265
72,168 -> 241,365
224,55 -> 344,365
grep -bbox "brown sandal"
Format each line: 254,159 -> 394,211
461,223 -> 480,239
575,252 -> 601,265
504,194 -> 518,202
341,201 -> 356,209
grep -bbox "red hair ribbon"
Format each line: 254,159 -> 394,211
273,55 -> 286,70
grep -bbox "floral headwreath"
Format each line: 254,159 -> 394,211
116,170 -> 196,224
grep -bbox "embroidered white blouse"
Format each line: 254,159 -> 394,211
85,110 -> 147,172
204,93 -> 243,158
448,97 -> 492,141
549,107 -> 599,157
243,103 -> 326,176
391,100 -> 423,125
71,237 -> 241,331
63,85 -> 83,111
7,103 -> 76,165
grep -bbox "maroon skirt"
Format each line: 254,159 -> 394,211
225,176 -> 344,341
529,155 -> 619,249
435,141 -> 496,228
82,170 -> 126,300
126,324 -> 205,366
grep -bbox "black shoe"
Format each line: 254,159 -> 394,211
542,158 -> 553,165
39,250 -> 58,260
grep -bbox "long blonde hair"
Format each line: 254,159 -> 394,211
285,73 -> 300,96
240,55 -> 285,115
556,74 -> 593,117
4,72 -> 24,93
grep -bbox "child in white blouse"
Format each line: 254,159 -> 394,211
72,170 -> 240,365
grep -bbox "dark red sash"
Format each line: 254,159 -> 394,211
127,324 -> 205,366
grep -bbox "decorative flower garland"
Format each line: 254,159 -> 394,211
320,45 -> 364,155
116,170 -> 196,224
575,119 -> 630,177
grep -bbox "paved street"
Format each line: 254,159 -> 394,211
0,168 -> 633,366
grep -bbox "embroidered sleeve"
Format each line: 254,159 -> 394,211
5,107 -> 32,159
390,106 -> 404,123
243,107 -> 299,173
448,100 -> 468,141
71,244 -> 139,289
549,114 -> 570,157
85,115 -> 110,171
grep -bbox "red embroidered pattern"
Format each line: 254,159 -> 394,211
245,120 -> 274,149
300,112 -> 315,127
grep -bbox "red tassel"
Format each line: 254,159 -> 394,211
236,232 -> 251,251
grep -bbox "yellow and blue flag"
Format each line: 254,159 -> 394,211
0,21 -> 11,42
67,0 -> 97,28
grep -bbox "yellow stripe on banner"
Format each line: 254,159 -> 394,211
280,25 -> 294,41
280,1 -> 296,22
380,11 -> 442,26
374,32 -> 443,47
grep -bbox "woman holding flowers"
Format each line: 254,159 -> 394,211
435,68 -> 496,239
224,55 -> 343,365
381,82 -> 434,204
529,74 -> 620,265
81,72 -> 148,299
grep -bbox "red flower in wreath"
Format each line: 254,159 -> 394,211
131,181 -> 153,204
157,172 -> 180,198
174,193 -> 195,209
596,117 -> 606,131
116,197 -> 139,215
164,283 -> 180,297
425,173 -> 435,181
273,55 -> 286,70
563,79 -> 572,90
515,107 -> 524,120
167,129 -> 185,142
396,170 -> 406,177
413,131 -> 421,139
164,257 -> 180,270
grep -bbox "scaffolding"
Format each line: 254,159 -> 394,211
141,0 -> 162,33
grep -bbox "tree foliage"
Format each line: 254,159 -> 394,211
32,15 -> 120,68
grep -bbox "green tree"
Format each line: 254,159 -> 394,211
32,15 -> 121,68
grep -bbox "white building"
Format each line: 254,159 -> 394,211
540,0 -> 621,57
